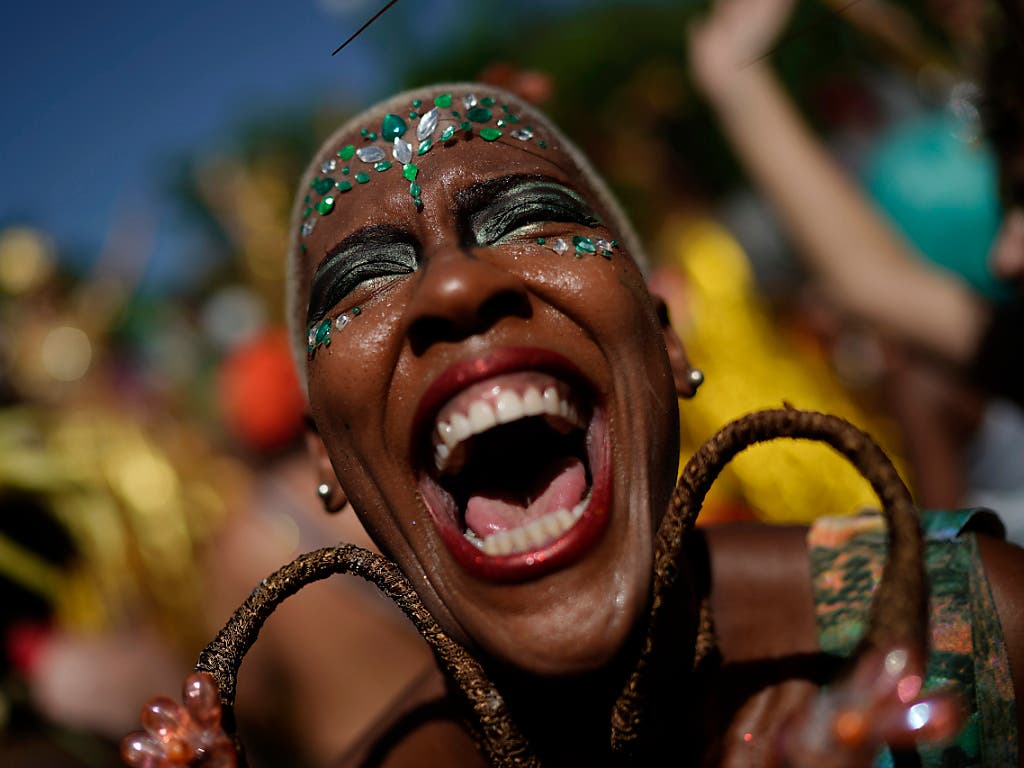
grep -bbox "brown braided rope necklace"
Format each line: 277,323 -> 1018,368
195,408 -> 925,767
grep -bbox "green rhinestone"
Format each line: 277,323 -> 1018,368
434,93 -> 452,108
460,121 -> 471,132
312,177 -> 334,195
601,251 -> 612,259
451,110 -> 460,118
335,180 -> 352,192
412,99 -> 422,108
496,119 -> 505,127
381,113 -> 407,139
417,138 -> 432,155
300,244 -> 307,255
506,114 -> 520,123
413,197 -> 423,208
402,163 -> 419,181
360,128 -> 368,137
479,127 -> 502,141
374,160 -> 393,172
409,111 -> 418,119
611,240 -> 619,247
367,132 -> 378,141
481,96 -> 495,107
341,167 -> 350,175
315,319 -> 331,345
573,235 -> 597,254
409,182 -> 421,198
304,194 -> 310,203
536,237 -> 546,245
316,196 -> 336,215
466,106 -> 492,123
538,140 -> 548,149
302,206 -> 312,219
355,173 -> 371,184
338,144 -> 355,160
440,126 -> 456,141
352,306 -> 361,316
502,104 -> 511,112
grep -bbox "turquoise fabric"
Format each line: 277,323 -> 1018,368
862,112 -> 1011,301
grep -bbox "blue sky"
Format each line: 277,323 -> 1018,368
0,0 -> 475,290
1,0 -> 666,292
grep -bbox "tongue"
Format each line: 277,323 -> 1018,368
464,456 -> 587,538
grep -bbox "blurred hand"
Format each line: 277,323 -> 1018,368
776,646 -> 963,767
688,0 -> 797,99
121,672 -> 238,768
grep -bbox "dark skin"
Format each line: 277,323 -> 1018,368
299,90 -> 1024,766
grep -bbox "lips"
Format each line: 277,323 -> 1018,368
413,348 -> 611,582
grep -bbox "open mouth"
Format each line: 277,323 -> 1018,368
415,351 -> 611,581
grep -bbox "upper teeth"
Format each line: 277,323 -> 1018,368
434,385 -> 583,472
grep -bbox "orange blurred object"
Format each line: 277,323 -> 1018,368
217,329 -> 305,452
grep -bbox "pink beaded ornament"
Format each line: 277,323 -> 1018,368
121,672 -> 236,768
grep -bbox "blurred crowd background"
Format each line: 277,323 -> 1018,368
1,0 -> 1021,765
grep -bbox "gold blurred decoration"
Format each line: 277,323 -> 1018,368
0,227 -> 54,296
195,155 -> 293,315
658,216 -> 910,524
0,405 -> 243,651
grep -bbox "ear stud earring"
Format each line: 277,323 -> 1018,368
681,368 -> 705,399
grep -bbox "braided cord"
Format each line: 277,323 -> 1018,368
195,544 -> 539,767
610,408 -> 925,752
196,409 -> 925,766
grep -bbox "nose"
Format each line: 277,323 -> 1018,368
404,246 -> 531,354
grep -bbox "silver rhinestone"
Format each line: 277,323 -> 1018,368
393,138 -> 413,165
510,128 -> 534,141
301,219 -> 317,237
463,93 -> 478,110
417,107 -> 439,141
321,158 -> 337,173
307,327 -> 316,346
596,238 -> 612,251
356,145 -> 386,164
551,238 -> 568,255
334,313 -> 350,331
688,369 -> 705,388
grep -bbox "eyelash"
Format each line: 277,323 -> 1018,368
482,200 -> 599,246
308,248 -> 417,324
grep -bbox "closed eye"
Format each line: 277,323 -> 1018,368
465,178 -> 601,247
307,227 -> 418,324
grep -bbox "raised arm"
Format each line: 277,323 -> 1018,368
688,0 -> 990,365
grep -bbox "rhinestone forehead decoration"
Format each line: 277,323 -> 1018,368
301,92 -> 551,237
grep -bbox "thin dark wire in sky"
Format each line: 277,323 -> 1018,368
332,0 -> 400,55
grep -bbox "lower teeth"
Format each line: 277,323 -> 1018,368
465,492 -> 591,556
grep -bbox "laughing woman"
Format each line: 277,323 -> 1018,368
124,85 -> 1024,768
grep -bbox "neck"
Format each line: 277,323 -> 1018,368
471,549 -> 708,766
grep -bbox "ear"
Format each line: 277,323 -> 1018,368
304,415 -> 349,513
647,276 -> 703,399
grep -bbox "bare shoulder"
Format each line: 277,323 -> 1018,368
334,665 -> 487,768
702,523 -> 819,662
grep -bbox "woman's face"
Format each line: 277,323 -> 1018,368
300,100 -> 680,675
